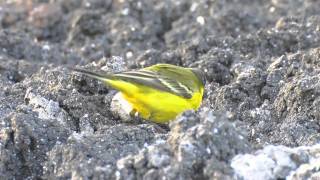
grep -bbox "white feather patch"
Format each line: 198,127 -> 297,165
178,82 -> 193,95
158,78 -> 179,93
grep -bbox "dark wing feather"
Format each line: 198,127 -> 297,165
113,68 -> 194,99
113,70 -> 171,94
157,76 -> 193,98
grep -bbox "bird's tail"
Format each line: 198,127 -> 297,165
71,68 -> 114,82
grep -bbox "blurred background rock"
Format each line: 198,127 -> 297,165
1,0 -> 320,179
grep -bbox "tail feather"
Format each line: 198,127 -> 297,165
71,68 -> 113,81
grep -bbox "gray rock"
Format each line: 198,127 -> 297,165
0,112 -> 70,179
115,110 -> 251,180
1,0 -> 320,179
43,124 -> 166,179
231,144 -> 320,180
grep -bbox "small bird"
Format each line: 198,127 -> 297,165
73,64 -> 205,123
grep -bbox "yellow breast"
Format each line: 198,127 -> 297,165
106,79 -> 204,123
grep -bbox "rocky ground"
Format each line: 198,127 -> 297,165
0,0 -> 320,179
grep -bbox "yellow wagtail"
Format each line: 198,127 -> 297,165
73,64 -> 205,123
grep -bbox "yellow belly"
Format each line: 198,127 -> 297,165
122,89 -> 202,123
106,79 -> 203,123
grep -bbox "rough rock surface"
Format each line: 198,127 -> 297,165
115,110 -> 250,180
231,144 -> 320,180
1,0 -> 320,179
